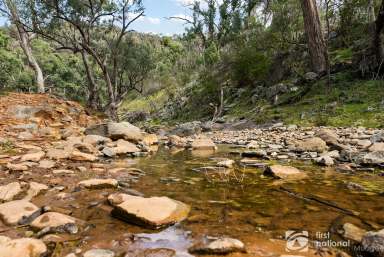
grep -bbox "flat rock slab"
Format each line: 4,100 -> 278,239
31,212 -> 76,230
6,163 -> 28,171
0,182 -> 22,202
79,179 -> 118,189
20,151 -> 45,162
38,159 -> 56,169
189,237 -> 246,255
0,200 -> 39,225
264,165 -> 307,180
24,182 -> 48,201
0,236 -> 47,257
111,195 -> 190,229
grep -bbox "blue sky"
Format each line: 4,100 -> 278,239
0,0 -> 192,35
130,0 -> 192,35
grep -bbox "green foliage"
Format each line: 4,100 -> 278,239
204,42 -> 220,65
231,44 -> 270,86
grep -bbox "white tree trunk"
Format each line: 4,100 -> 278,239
6,0 -> 45,93
368,0 -> 376,23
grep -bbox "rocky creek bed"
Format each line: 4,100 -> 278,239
0,94 -> 384,257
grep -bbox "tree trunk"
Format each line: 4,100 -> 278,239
368,0 -> 376,23
80,51 -> 100,110
6,0 -> 45,93
300,0 -> 327,74
18,28 -> 45,93
374,0 -> 384,66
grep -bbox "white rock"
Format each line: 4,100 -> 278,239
111,195 -> 190,229
0,182 -> 22,202
20,151 -> 45,162
0,200 -> 39,225
23,182 -> 48,201
264,165 -> 307,180
30,212 -> 76,230
83,249 -> 115,257
0,236 -> 47,257
79,179 -> 118,189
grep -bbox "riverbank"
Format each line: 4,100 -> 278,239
0,93 -> 383,257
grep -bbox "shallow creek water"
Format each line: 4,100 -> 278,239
2,145 -> 384,256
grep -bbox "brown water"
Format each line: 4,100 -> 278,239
2,146 -> 384,256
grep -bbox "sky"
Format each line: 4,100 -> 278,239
0,0 -> 193,36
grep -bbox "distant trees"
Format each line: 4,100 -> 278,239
0,0 -> 45,93
12,0 -> 153,120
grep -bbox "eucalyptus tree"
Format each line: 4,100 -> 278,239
0,0 -> 45,93
18,0 -> 146,120
300,0 -> 327,74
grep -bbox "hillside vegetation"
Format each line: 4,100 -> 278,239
0,0 -> 384,128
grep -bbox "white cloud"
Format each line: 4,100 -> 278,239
146,17 -> 161,24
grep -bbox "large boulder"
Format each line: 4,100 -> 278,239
0,236 -> 47,257
294,137 -> 328,153
107,122 -> 143,142
0,200 -> 39,225
264,165 -> 307,180
111,195 -> 190,229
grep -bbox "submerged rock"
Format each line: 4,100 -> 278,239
0,236 -> 47,257
111,195 -> 190,229
0,200 -> 39,225
189,237 -> 246,255
217,159 -> 235,168
83,249 -> 115,257
264,165 -> 307,180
